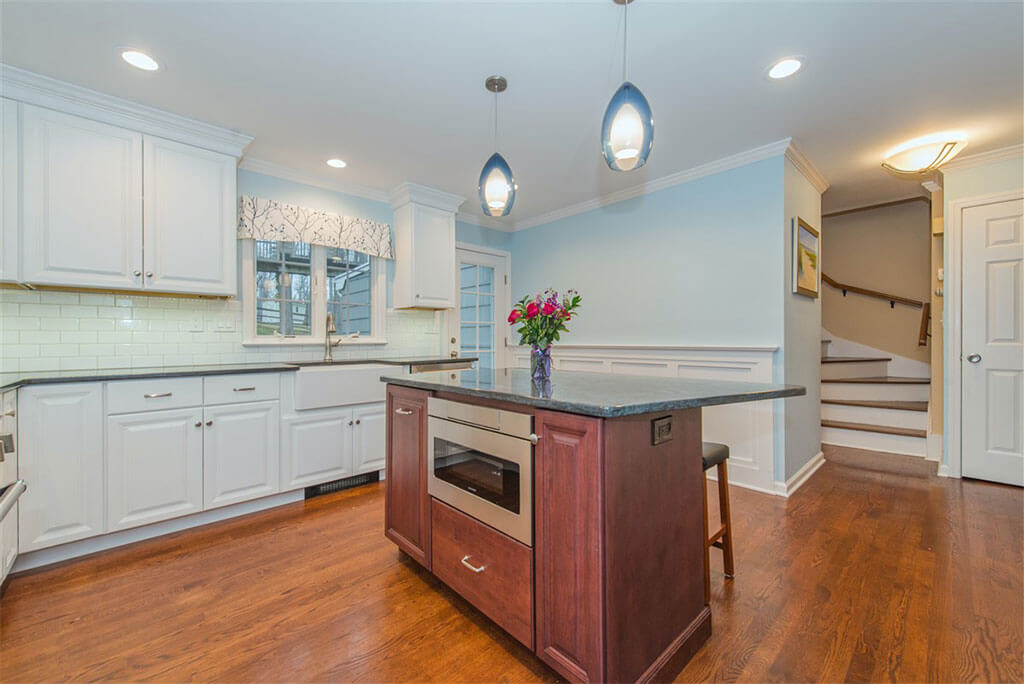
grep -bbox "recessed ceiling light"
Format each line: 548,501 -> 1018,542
326,158 -> 347,168
121,50 -> 159,71
768,57 -> 803,80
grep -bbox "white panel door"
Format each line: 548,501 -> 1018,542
962,198 -> 1024,486
353,403 -> 386,474
204,401 -> 280,509
448,246 -> 511,376
1,97 -> 19,282
280,407 -> 354,489
143,136 -> 237,295
106,408 -> 204,531
17,383 -> 105,552
21,105 -> 143,289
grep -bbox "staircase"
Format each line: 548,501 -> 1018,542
820,339 -> 929,457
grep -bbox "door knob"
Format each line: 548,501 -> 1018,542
967,353 -> 982,364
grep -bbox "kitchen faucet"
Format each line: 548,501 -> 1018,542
324,313 -> 344,362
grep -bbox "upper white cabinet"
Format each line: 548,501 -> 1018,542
17,383 -> 105,552
143,136 -> 237,295
1,67 -> 251,294
21,104 -> 144,289
390,182 -> 464,309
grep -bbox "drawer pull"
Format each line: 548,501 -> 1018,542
144,392 -> 173,399
395,408 -> 414,416
233,386 -> 256,392
2,409 -> 14,417
460,555 -> 486,573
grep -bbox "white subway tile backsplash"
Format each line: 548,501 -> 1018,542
60,305 -> 98,318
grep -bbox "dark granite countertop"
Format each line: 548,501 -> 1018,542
381,368 -> 805,418
0,356 -> 474,392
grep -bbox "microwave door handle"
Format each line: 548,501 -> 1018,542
0,479 -> 26,520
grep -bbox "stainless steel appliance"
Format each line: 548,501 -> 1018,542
427,397 -> 535,545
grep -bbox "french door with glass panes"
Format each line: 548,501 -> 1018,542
448,246 -> 511,372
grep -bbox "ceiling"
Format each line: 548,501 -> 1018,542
2,1 -> 1021,226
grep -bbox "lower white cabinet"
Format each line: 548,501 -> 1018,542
353,403 -> 386,473
106,408 -> 204,532
281,407 -> 354,490
18,383 -> 105,552
204,401 -> 280,509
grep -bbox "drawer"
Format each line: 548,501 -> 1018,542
204,373 -> 280,405
107,377 -> 203,414
431,499 -> 533,649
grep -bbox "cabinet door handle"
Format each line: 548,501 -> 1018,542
145,271 -> 153,278
395,408 -> 414,416
133,270 -> 142,277
460,555 -> 485,573
194,421 -> 202,428
206,420 -> 213,426
2,409 -> 14,417
349,420 -> 354,426
233,386 -> 256,392
144,392 -> 172,399
355,419 -> 361,425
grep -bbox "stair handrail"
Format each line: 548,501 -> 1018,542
821,273 -> 931,347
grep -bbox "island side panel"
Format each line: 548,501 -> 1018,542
534,409 -> 606,684
602,408 -> 711,683
385,384 -> 432,569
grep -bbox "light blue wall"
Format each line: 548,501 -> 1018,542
509,156 -> 786,347
456,221 -> 514,252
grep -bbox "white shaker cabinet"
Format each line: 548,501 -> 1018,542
106,408 -> 204,532
203,401 -> 280,509
143,136 -> 237,295
20,104 -> 143,290
1,97 -> 19,283
352,403 -> 387,473
280,407 -> 354,490
17,383 -> 105,552
390,183 -> 463,309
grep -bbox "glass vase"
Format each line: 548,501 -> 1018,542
530,344 -> 552,383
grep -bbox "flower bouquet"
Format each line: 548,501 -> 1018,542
507,289 -> 582,382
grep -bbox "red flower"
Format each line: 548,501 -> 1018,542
526,302 -> 540,318
541,302 -> 557,316
507,309 -> 522,324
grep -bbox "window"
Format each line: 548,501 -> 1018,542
242,240 -> 385,345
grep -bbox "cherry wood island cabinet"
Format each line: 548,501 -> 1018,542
383,370 -> 804,684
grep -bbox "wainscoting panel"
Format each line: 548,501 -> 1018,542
512,345 -> 780,494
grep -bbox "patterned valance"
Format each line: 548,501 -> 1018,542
238,195 -> 394,259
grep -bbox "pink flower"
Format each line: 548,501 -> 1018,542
541,302 -> 557,316
507,309 -> 522,324
526,302 -> 540,319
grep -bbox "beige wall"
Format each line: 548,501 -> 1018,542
821,200 -> 931,364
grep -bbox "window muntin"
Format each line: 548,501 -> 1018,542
255,240 -> 312,337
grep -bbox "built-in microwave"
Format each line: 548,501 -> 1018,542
427,397 -> 535,546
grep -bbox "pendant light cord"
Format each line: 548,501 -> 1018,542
622,1 -> 628,82
493,89 -> 499,151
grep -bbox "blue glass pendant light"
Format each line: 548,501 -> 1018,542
602,0 -> 653,171
478,76 -> 516,217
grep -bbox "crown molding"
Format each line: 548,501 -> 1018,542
1,64 -> 253,157
389,182 -> 465,212
510,138 -> 796,231
238,157 -> 389,203
454,211 -> 515,232
784,140 -> 830,194
940,143 -> 1024,172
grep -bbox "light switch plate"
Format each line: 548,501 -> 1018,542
189,318 -> 205,333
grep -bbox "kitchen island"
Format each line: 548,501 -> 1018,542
381,368 -> 804,684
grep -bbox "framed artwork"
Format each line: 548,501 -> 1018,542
792,217 -> 820,298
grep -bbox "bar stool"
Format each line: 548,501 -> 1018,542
701,442 -> 735,603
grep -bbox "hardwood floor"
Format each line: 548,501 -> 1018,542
2,448 -> 1021,683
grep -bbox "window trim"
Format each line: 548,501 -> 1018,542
240,240 -> 387,347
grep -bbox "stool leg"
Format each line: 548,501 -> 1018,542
702,468 -> 711,604
716,461 -> 735,579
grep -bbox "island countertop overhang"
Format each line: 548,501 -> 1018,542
381,368 -> 805,418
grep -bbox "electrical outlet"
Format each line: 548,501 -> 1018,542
215,320 -> 236,333
189,318 -> 205,332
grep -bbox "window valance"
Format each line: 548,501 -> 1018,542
238,195 -> 394,260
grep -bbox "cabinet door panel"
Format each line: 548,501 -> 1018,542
18,383 -> 105,552
106,408 -> 204,531
1,97 -> 19,282
353,402 -> 386,474
384,385 -> 430,568
204,401 -> 280,509
143,136 -> 237,295
280,407 -> 353,490
21,105 -> 142,289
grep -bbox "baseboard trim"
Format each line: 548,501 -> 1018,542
926,433 -> 943,462
639,605 -> 712,683
12,489 -> 305,574
706,472 -> 786,498
937,463 -> 959,478
773,451 -> 826,497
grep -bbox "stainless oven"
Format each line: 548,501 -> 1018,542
427,397 -> 534,546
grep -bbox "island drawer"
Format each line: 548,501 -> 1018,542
430,498 -> 533,649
